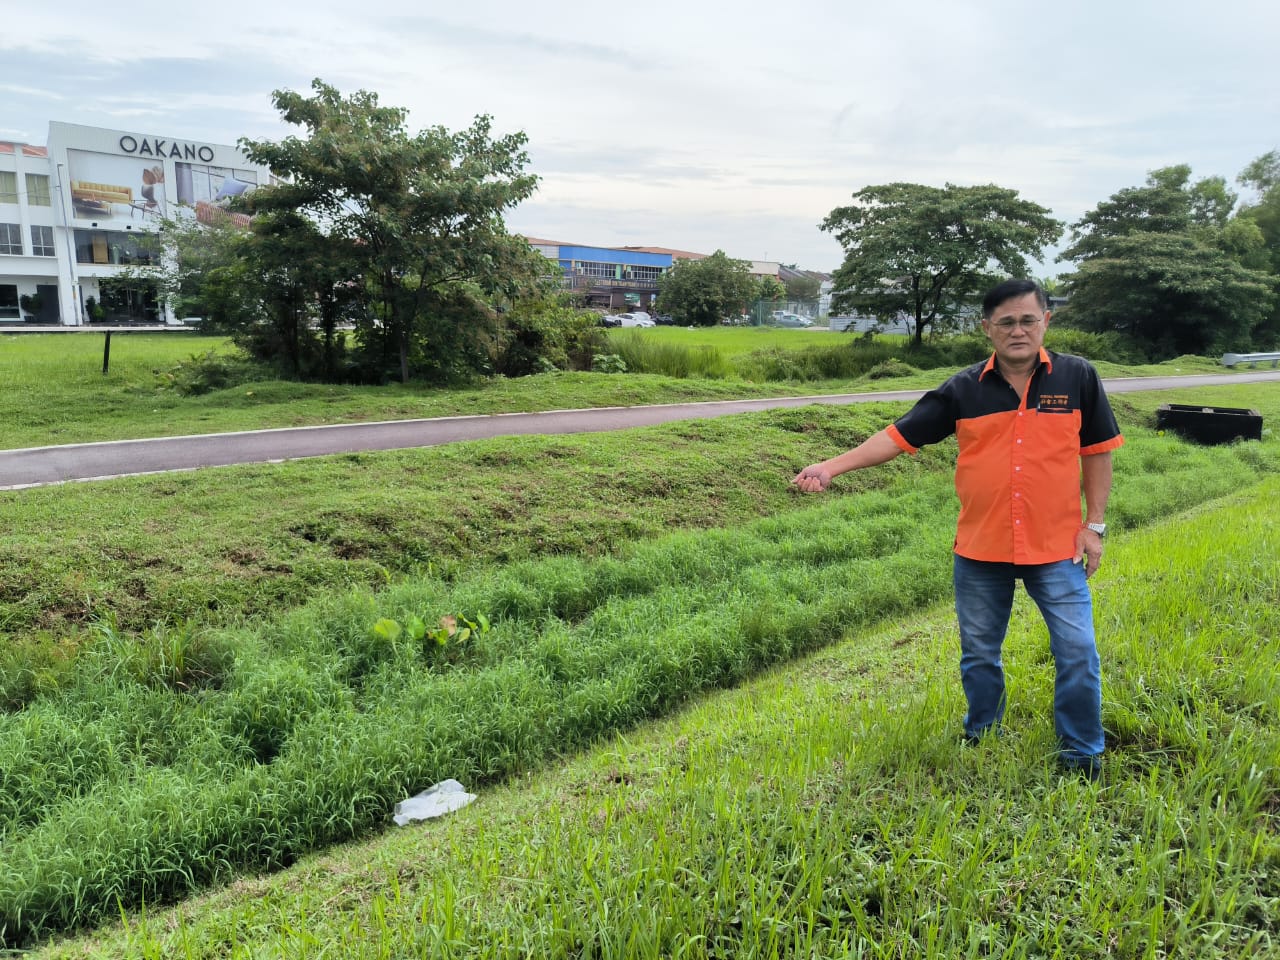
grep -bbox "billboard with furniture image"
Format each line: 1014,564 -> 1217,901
175,161 -> 258,227
66,150 -> 167,221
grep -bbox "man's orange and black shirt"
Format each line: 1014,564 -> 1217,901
886,348 -> 1124,565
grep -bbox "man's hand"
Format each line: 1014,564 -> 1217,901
1073,528 -> 1103,579
792,465 -> 832,492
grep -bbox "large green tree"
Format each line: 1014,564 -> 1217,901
236,209 -> 367,379
1059,165 -> 1277,356
1238,150 -> 1280,273
1234,150 -> 1280,343
821,183 -> 1061,345
239,79 -> 549,383
656,251 -> 757,326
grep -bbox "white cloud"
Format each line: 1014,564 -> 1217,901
5,0 -> 1278,271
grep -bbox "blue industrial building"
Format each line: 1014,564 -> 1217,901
527,237 -> 700,310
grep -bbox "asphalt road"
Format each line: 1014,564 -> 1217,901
2,371 -> 1278,490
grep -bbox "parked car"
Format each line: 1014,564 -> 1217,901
613,312 -> 655,328
772,312 -> 813,328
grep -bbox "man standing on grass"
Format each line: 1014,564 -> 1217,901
792,278 -> 1123,778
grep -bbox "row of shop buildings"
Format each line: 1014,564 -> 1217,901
2,121 -> 827,325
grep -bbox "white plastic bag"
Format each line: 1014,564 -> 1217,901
393,779 -> 476,825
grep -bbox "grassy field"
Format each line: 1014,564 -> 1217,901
2,334 -> 1277,956
0,329 -> 1226,449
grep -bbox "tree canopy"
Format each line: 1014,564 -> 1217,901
228,79 -> 549,382
756,275 -> 786,304
821,183 -> 1061,345
656,251 -> 757,326
1058,163 -> 1277,356
1236,150 -> 1280,315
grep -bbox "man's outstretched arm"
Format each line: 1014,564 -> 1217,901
792,428 -> 905,492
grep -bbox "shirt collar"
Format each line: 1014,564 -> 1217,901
978,347 -> 1053,381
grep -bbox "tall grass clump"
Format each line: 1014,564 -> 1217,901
605,331 -> 733,379
736,334 -> 992,383
152,347 -> 270,396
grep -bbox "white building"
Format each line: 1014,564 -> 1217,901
1,121 -> 272,325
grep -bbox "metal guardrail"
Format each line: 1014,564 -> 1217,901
1222,352 -> 1280,368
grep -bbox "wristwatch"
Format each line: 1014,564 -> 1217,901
1085,522 -> 1107,538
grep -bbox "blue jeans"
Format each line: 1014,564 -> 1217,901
953,555 -> 1103,768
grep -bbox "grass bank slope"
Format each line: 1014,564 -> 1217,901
30,479 -> 1280,959
4,421 -> 1278,949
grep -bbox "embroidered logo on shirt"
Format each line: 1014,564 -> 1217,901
1037,393 -> 1073,413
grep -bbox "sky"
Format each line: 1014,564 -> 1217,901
4,0 -> 1277,274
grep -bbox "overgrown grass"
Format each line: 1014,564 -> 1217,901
605,331 -> 735,379
26,480 -> 1280,959
3,403 -> 1278,948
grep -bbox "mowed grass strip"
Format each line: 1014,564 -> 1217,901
0,403 -> 932,646
0,330 -> 1231,450
0,331 -> 860,449
2,386 -> 1277,651
28,479 -> 1280,960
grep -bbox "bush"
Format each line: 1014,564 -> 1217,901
591,353 -> 627,374
867,358 -> 918,380
494,299 -> 608,375
154,348 -> 269,396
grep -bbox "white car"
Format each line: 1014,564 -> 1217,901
614,312 -> 655,328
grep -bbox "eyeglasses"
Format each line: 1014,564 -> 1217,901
990,317 -> 1042,332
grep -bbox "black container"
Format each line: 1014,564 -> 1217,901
1156,404 -> 1263,445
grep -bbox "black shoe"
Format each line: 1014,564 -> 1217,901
1059,759 -> 1102,783
962,727 -> 996,746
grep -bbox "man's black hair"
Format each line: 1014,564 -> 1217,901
982,278 -> 1047,319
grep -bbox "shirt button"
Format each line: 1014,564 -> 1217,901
1016,439 -> 1023,444
1014,493 -> 1021,498
1015,466 -> 1021,472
